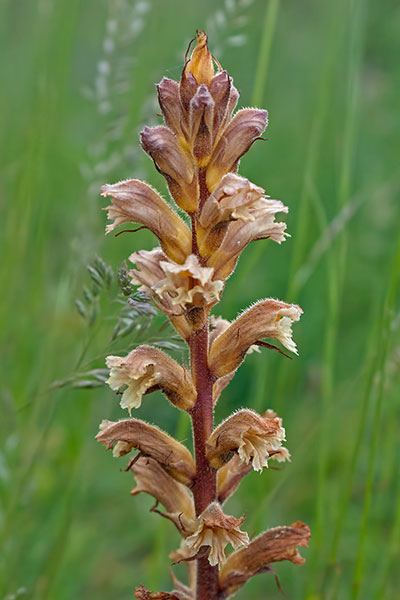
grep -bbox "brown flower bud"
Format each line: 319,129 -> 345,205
156,77 -> 186,140
206,409 -> 287,471
101,178 -> 191,264
206,108 -> 268,192
105,345 -> 196,413
96,418 -> 196,486
140,126 -> 199,212
208,71 -> 238,140
184,502 -> 249,566
189,84 -> 214,165
219,521 -> 311,597
209,299 -> 303,378
184,30 -> 215,87
130,456 -> 196,537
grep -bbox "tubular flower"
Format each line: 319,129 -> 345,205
101,179 -> 192,264
206,409 -> 288,471
128,248 -> 191,339
105,345 -> 196,413
209,299 -> 303,378
207,197 -> 289,280
184,502 -> 249,566
219,521 -> 311,597
96,418 -> 196,486
153,254 -> 223,309
130,456 -> 196,537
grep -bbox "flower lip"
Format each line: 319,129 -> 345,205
184,502 -> 249,566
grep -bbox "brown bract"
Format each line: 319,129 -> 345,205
218,521 -> 311,597
209,299 -> 303,378
101,178 -> 191,264
135,586 -> 184,600
96,418 -> 196,486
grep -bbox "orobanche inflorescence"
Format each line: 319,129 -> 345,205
97,31 -> 310,600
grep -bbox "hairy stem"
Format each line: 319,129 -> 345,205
190,324 -> 218,599
189,170 -> 219,600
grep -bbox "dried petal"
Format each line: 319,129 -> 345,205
140,126 -> 199,212
130,456 -> 196,536
184,30 -> 215,86
101,179 -> 191,264
219,521 -> 311,597
206,108 -> 268,192
206,409 -> 287,471
184,502 -> 249,566
209,299 -> 303,378
135,586 -> 182,600
96,418 -> 196,486
105,345 -> 195,413
208,71 -> 235,140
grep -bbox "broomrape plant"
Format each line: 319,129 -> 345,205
97,31 -> 310,600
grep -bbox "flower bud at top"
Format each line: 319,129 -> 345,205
184,30 -> 215,86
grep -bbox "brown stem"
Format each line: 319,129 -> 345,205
189,169 -> 219,600
190,324 -> 219,600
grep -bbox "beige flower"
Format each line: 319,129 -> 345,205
207,197 -> 289,280
105,345 -> 195,414
184,502 -> 249,566
101,178 -> 191,264
206,409 -> 287,471
219,521 -> 311,597
209,299 -> 303,378
153,254 -> 223,308
96,418 -> 196,486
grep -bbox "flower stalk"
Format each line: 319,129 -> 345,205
97,30 -> 310,600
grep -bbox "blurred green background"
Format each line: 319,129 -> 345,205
1,0 -> 400,598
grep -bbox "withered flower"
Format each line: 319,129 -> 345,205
209,299 -> 303,378
130,456 -> 196,537
96,418 -> 196,486
105,345 -> 195,413
184,502 -> 249,566
219,521 -> 311,597
206,409 -> 287,471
